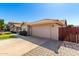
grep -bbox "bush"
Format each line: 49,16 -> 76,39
67,25 -> 74,28
11,31 -> 17,33
19,31 -> 27,36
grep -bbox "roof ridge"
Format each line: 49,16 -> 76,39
32,19 -> 64,23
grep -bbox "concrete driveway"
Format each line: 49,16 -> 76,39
0,35 -> 49,56
0,34 -> 79,56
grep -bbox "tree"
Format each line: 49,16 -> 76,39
67,24 -> 74,27
0,19 -> 4,31
4,24 -> 10,31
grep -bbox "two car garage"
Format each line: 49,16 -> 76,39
30,24 -> 59,40
29,19 -> 66,40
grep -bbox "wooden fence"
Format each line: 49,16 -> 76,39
59,27 -> 79,43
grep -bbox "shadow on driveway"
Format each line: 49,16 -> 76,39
40,40 -> 62,54
16,35 -> 63,54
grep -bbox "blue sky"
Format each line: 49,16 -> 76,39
0,3 -> 79,25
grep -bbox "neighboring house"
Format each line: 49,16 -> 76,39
29,19 -> 67,40
21,22 -> 31,31
20,22 -> 32,35
8,22 -> 32,34
8,22 -> 22,33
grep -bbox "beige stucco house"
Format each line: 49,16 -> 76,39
8,22 -> 32,34
20,22 -> 32,35
29,19 -> 67,40
8,19 -> 67,40
8,22 -> 22,33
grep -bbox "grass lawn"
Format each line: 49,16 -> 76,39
0,34 -> 16,40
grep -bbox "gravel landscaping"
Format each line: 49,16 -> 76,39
24,41 -> 79,56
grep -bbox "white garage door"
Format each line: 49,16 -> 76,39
31,25 -> 51,39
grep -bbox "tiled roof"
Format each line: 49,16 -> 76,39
30,19 -> 67,26
8,19 -> 67,26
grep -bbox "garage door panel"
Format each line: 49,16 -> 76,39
32,26 -> 50,39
